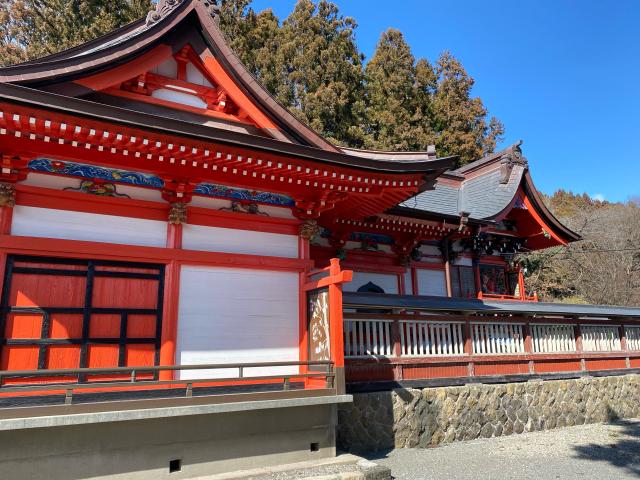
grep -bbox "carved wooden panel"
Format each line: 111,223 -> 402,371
307,288 -> 330,367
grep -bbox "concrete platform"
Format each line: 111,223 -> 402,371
0,393 -> 352,480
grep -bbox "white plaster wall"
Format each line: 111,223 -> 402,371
416,268 -> 448,297
182,224 -> 298,258
343,271 -> 399,294
404,270 -> 413,295
21,173 -> 164,202
152,88 -> 208,109
176,266 -> 299,379
186,62 -> 213,87
153,58 -> 178,78
11,206 -> 166,247
419,244 -> 442,256
454,257 -> 473,267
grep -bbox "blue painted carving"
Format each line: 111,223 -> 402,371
28,158 -> 164,188
350,232 -> 395,245
28,158 -> 295,208
194,183 -> 295,207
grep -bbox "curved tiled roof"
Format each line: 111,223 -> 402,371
398,142 -> 581,243
400,143 -> 526,220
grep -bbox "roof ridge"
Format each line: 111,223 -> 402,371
340,145 -> 438,161
453,140 -> 524,174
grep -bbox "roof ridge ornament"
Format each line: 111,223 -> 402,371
499,141 -> 528,184
146,0 -> 220,27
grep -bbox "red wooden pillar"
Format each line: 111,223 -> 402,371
0,190 -> 15,317
463,318 -> 474,377
620,324 -> 631,369
302,258 -> 352,393
328,259 -> 347,394
0,205 -> 13,236
391,319 -> 403,380
517,269 -> 526,301
473,260 -> 482,298
523,320 -> 534,374
397,271 -> 405,295
411,267 -> 419,296
443,244 -> 453,298
159,221 -> 183,381
298,235 -> 311,376
575,323 -> 586,371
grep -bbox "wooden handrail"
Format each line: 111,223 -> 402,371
0,360 -> 333,378
0,360 -> 337,405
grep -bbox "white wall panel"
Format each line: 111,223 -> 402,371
343,271 -> 399,294
419,244 -> 442,256
11,206 -> 166,247
182,224 -> 298,258
404,270 -> 413,295
417,268 -> 448,297
21,173 -> 164,202
186,62 -> 213,87
176,266 -> 300,379
152,88 -> 208,109
454,256 -> 473,267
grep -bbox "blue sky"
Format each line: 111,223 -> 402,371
250,0 -> 640,202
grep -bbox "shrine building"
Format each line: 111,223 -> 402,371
0,1 -> 639,479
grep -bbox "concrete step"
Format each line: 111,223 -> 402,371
195,454 -> 390,480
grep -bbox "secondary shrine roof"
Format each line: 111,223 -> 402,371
397,142 -> 581,246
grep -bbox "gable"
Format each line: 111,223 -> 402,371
74,44 -> 277,133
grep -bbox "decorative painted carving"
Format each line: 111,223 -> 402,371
299,219 -> 322,240
219,201 -> 268,216
63,180 -> 131,198
29,159 -> 164,188
360,238 -> 379,252
168,202 -> 188,225
351,231 -> 395,245
29,160 -> 294,208
308,289 -> 331,363
500,142 -> 528,184
465,233 -> 525,256
195,183 -> 294,207
0,183 -> 16,207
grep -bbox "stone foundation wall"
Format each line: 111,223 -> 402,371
338,374 -> 640,452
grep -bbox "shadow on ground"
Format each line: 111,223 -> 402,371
572,409 -> 640,477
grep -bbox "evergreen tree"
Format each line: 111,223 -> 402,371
276,0 -> 366,146
0,0 -> 152,66
431,51 -> 504,165
0,0 -> 505,163
363,28 -> 435,151
217,1 -> 284,102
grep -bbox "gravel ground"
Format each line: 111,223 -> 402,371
369,419 -> 640,480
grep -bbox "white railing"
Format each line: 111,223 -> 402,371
531,324 -> 576,353
400,321 -> 464,357
581,325 -> 621,352
343,318 -> 640,359
344,319 -> 393,357
472,322 -> 525,355
625,326 -> 640,351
